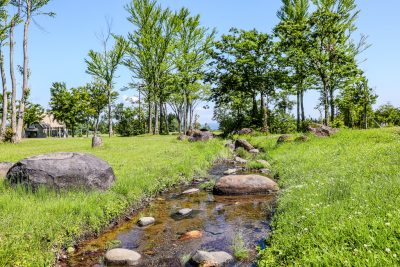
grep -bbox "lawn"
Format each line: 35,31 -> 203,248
0,136 -> 226,266
249,128 -> 400,266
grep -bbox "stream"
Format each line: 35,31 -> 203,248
67,161 -> 276,266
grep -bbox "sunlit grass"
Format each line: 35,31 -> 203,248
0,136 -> 226,266
254,128 -> 400,266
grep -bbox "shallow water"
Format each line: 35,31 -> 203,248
68,162 -> 276,267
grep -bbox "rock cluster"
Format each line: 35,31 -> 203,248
307,124 -> 337,137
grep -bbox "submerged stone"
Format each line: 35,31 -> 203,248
178,230 -> 203,241
138,217 -> 155,227
178,208 -> 193,216
104,248 -> 141,266
191,250 -> 233,266
182,188 -> 200,195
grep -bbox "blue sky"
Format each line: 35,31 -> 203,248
8,0 -> 400,123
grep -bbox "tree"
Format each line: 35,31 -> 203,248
0,0 -> 10,140
23,101 -> 44,127
374,104 -> 400,127
49,82 -> 91,137
208,28 -> 276,132
87,82 -> 108,136
13,0 -> 55,143
171,7 -> 215,133
307,0 -> 360,125
85,25 -> 127,138
125,0 -> 179,135
275,0 -> 312,131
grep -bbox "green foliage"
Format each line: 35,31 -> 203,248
374,104 -> 400,127
235,147 -> 250,159
49,82 -> 92,136
256,128 -> 400,266
199,179 -> 216,191
114,103 -> 145,136
0,135 -> 226,266
23,101 -> 44,127
232,233 -> 250,261
246,161 -> 265,170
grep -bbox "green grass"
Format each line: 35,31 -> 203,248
252,128 -> 400,266
0,136 -> 226,266
232,232 -> 250,261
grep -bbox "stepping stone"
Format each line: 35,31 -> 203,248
214,174 -> 279,195
182,188 -> 199,194
178,208 -> 193,216
234,157 -> 247,164
260,168 -> 271,175
223,168 -> 237,175
191,250 -> 233,266
104,248 -> 141,266
137,217 -> 155,227
178,230 -> 203,241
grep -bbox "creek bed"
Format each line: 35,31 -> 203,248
67,162 -> 276,266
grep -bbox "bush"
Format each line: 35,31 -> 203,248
1,127 -> 14,142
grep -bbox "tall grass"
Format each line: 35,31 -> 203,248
0,136 -> 226,266
254,128 -> 400,266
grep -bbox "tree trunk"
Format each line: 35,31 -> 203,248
147,97 -> 152,134
163,103 -> 169,134
329,86 -> 335,123
15,0 -> 31,143
0,49 -> 8,140
10,5 -> 18,143
364,104 -> 368,129
107,90 -> 112,138
300,87 -> 305,122
159,99 -> 163,134
261,92 -> 268,133
154,101 -> 159,135
296,87 -> 301,131
322,80 -> 329,126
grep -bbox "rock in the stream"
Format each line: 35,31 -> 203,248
178,230 -> 203,241
178,208 -> 193,216
0,162 -> 13,177
224,141 -> 235,150
191,250 -> 233,266
182,188 -> 200,195
234,157 -> 247,164
214,175 -> 279,195
6,152 -> 115,191
223,168 -> 237,175
138,217 -> 155,227
234,139 -> 255,151
249,149 -> 260,154
104,248 -> 141,266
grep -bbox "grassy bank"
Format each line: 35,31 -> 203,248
249,128 -> 400,266
0,136 -> 226,266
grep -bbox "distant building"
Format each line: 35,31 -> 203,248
25,114 -> 67,138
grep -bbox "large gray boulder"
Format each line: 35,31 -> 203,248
214,174 -> 278,195
0,162 -> 13,177
7,152 -> 115,191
